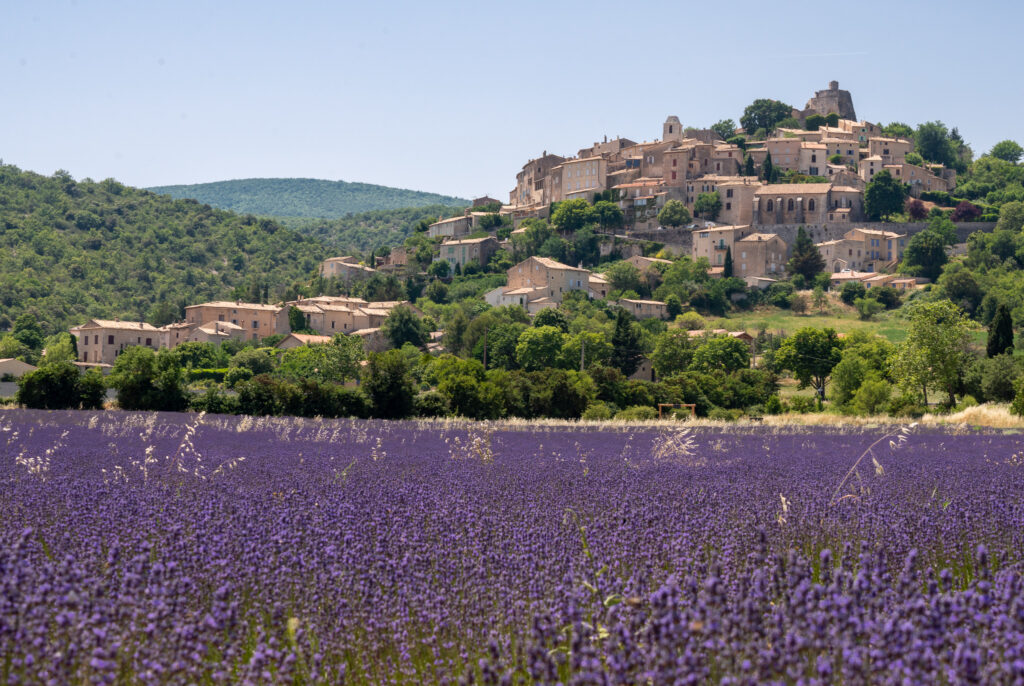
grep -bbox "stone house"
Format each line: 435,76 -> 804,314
616,298 -> 669,320
798,143 -> 828,176
819,137 -> 860,166
187,321 -> 247,345
511,152 -> 566,207
428,214 -> 473,240
691,225 -> 752,269
816,228 -> 906,272
626,255 -> 673,271
868,137 -> 912,164
559,156 -> 608,201
320,256 -> 376,282
70,319 -> 162,365
485,256 -> 591,310
436,236 -> 499,271
276,333 -> 333,350
734,233 -> 787,279
184,302 -> 287,342
752,183 -> 863,225
884,163 -> 954,196
0,358 -> 36,379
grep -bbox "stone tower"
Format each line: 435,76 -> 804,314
663,115 -> 683,142
803,80 -> 856,121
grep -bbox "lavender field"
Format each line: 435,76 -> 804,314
2,410 -> 1024,684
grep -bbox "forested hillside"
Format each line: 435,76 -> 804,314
0,166 -> 328,334
285,204 -> 465,253
147,178 -> 468,218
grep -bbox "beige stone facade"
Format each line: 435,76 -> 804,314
559,157 -> 608,201
321,256 -> 376,281
691,225 -> 752,269
436,236 -> 499,270
884,163 -> 954,196
184,302 -> 287,342
512,153 -> 566,207
428,214 -> 472,239
71,319 -> 162,365
868,137 -> 912,164
616,298 -> 669,320
816,228 -> 906,272
485,256 -> 591,310
753,183 -> 863,225
735,233 -> 787,279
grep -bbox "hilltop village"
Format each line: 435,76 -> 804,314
8,79 -> 1021,422
60,81 -> 967,365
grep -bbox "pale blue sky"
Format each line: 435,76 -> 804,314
2,0 -> 1020,200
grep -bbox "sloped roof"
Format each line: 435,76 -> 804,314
755,183 -> 833,195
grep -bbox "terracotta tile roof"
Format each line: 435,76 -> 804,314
74,319 -> 161,331
755,183 -> 833,195
530,256 -> 589,272
187,301 -> 281,312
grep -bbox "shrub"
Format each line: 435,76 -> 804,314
853,379 -> 892,415
920,191 -> 951,205
840,281 -> 867,306
888,393 -> 926,418
614,405 -> 658,421
187,368 -> 228,383
16,363 -> 86,410
788,396 -> 815,413
1010,377 -> 1024,417
675,311 -> 706,331
190,387 -> 241,415
224,366 -> 254,388
764,395 -> 784,415
413,391 -> 450,417
582,401 -> 616,421
707,407 -> 744,421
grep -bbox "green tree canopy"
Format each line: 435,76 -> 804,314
710,119 -> 737,140
786,226 -> 825,281
381,305 -> 428,349
657,200 -> 691,228
775,327 -> 843,398
989,140 -> 1023,164
551,199 -> 595,233
515,325 -> 566,372
363,349 -> 416,419
740,99 -> 794,135
864,170 -> 908,221
901,230 -> 948,282
610,309 -> 644,376
693,192 -> 722,221
592,201 -> 624,232
987,303 -> 1015,358
107,346 -> 189,411
692,336 -> 750,374
890,300 -> 974,405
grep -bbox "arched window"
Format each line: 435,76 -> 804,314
766,200 -> 774,212
787,198 -> 794,211
808,199 -> 816,211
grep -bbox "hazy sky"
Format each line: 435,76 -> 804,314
2,0 -> 1021,200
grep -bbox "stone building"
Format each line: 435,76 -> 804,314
71,319 -> 163,365
796,80 -> 857,121
184,302 -> 287,342
428,214 -> 472,239
816,228 -> 907,272
320,256 -> 376,282
485,256 -> 591,311
752,183 -> 863,225
734,233 -> 787,279
436,236 -> 499,271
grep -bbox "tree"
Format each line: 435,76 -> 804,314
572,227 -> 601,266
427,260 -> 450,279
604,262 -> 643,295
995,201 -> 1024,233
740,99 -> 794,135
824,113 -> 839,127
990,140 -> 1023,164
533,308 -> 569,332
515,325 -> 566,372
363,349 -> 416,419
723,247 -> 733,278
915,121 -> 957,168
41,332 -> 77,364
812,286 -> 827,312
905,152 -> 924,166
743,155 -> 756,177
278,336 -> 363,383
657,200 -> 691,228
710,119 -> 737,140
804,113 -> 826,131
901,230 -> 948,281
854,297 -> 884,320
987,303 -> 1014,358
864,170 -> 908,221
761,152 -> 777,183
840,281 -> 866,306
890,301 -> 973,406
853,379 -> 891,415
693,192 -> 722,221
882,122 -> 914,139
692,336 -> 750,374
551,199 -> 595,233
665,294 -> 683,319
592,200 -> 624,232
12,313 -> 44,352
16,362 -> 86,410
381,305 -> 428,349
107,347 -> 189,411
651,330 -> 695,377
950,201 -> 982,222
424,279 -> 448,304
610,309 -> 643,376
831,355 -> 868,406
775,327 -> 843,399
288,306 -> 307,333
905,198 -> 927,221
786,227 -> 825,281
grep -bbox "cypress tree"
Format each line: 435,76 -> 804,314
987,303 -> 1015,357
610,309 -> 642,376
723,246 -> 734,278
762,152 -> 774,183
744,154 -> 756,177
786,226 -> 825,281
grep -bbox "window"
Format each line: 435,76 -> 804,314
787,199 -> 794,211
767,200 -> 774,212
726,189 -> 733,198
252,321 -> 258,329
146,337 -> 152,346
672,159 -> 677,167
726,202 -> 732,210
811,154 -> 817,163
83,351 -> 88,362
107,335 -> 114,345
94,335 -> 98,344
741,251 -> 747,259
671,171 -> 677,180
669,125 -> 673,134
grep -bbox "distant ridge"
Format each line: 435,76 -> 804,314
147,177 -> 469,219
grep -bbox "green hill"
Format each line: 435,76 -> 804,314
147,177 -> 468,218
285,204 -> 466,254
0,165 -> 330,334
